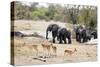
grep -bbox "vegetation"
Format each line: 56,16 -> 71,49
11,1 -> 97,29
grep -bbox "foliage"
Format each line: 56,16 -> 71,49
11,2 -> 97,28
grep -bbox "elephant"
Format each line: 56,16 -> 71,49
74,25 -> 92,43
91,30 -> 97,39
80,29 -> 92,43
74,25 -> 84,42
46,24 -> 60,43
57,28 -> 72,44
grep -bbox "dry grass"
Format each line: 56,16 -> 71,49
13,37 -> 97,65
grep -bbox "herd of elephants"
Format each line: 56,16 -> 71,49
12,24 -> 97,44
46,24 -> 97,44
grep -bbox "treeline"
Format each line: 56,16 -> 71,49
11,1 -> 97,28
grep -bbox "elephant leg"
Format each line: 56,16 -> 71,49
76,35 -> 78,41
59,36 -> 63,44
76,34 -> 79,42
83,34 -> 87,43
46,32 -> 48,39
64,40 -> 66,44
76,33 -> 79,41
83,38 -> 86,43
46,29 -> 49,39
83,37 -> 87,43
63,37 -> 66,44
57,35 -> 60,41
68,36 -> 71,44
52,31 -> 57,43
53,37 -> 56,43
59,39 -> 62,44
77,35 -> 80,42
79,35 -> 81,43
68,38 -> 71,44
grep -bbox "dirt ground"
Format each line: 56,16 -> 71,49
11,20 -> 97,66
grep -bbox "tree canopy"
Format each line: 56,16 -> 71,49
11,2 -> 97,29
